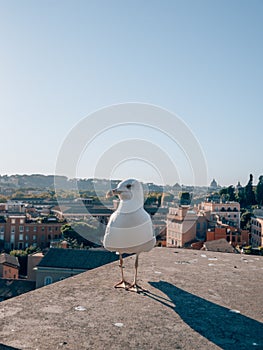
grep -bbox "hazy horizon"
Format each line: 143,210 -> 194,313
0,172 -> 258,188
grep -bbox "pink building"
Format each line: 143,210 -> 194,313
166,206 -> 197,247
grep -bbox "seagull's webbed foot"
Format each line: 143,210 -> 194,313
114,280 -> 131,289
115,254 -> 130,289
126,283 -> 148,293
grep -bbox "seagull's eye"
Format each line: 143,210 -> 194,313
126,184 -> 132,189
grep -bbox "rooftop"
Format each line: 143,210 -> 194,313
0,254 -> 20,268
0,248 -> 263,350
37,248 -> 119,270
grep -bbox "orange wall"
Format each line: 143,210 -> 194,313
3,265 -> 19,279
207,227 -> 226,241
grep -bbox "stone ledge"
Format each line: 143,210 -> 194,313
0,248 -> 262,350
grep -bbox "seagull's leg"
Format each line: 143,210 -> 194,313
127,254 -> 148,293
114,254 -> 131,289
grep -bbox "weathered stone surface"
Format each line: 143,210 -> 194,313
0,248 -> 262,349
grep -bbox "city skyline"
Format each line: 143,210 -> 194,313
0,1 -> 262,186
0,172 -> 258,189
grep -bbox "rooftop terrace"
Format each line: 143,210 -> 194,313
0,248 -> 262,350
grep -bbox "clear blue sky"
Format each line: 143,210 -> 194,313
0,0 -> 262,186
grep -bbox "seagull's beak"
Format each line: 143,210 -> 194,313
106,188 -> 122,198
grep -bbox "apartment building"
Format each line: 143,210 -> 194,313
207,225 -> 249,247
166,196 -> 243,248
251,216 -> 263,247
0,253 -> 20,279
166,206 -> 198,247
0,215 -> 63,250
200,201 -> 240,228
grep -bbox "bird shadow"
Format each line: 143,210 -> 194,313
142,281 -> 263,350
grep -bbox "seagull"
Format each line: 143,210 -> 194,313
103,179 -> 156,292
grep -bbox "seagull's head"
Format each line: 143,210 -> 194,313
107,179 -> 144,203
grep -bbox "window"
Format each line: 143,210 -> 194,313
33,235 -> 36,241
42,227 -> 45,231
44,276 -> 53,285
33,226 -> 37,232
25,235 -> 28,241
11,219 -> 16,224
19,234 -> 23,241
20,219 -> 24,224
11,226 -> 15,234
19,226 -> 24,232
26,226 -> 29,232
0,226 -> 4,234
0,234 -> 4,240
10,234 -> 15,243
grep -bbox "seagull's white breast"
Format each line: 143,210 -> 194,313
103,208 -> 155,249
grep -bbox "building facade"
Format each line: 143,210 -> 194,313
166,206 -> 197,247
200,201 -> 240,228
0,253 -> 20,279
0,215 -> 64,250
206,226 -> 249,247
251,217 -> 263,247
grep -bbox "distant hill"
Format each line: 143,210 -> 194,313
0,174 -> 120,193
0,174 -> 192,195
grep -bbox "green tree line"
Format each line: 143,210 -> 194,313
219,174 -> 263,208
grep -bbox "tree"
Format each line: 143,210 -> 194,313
244,174 -> 256,207
236,186 -> 246,208
227,185 -> 236,201
256,175 -> 263,206
219,186 -> 236,202
0,216 -> 6,223
144,193 -> 162,206
179,192 -> 191,205
0,195 -> 8,202
240,211 -> 252,230
61,222 -> 101,247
